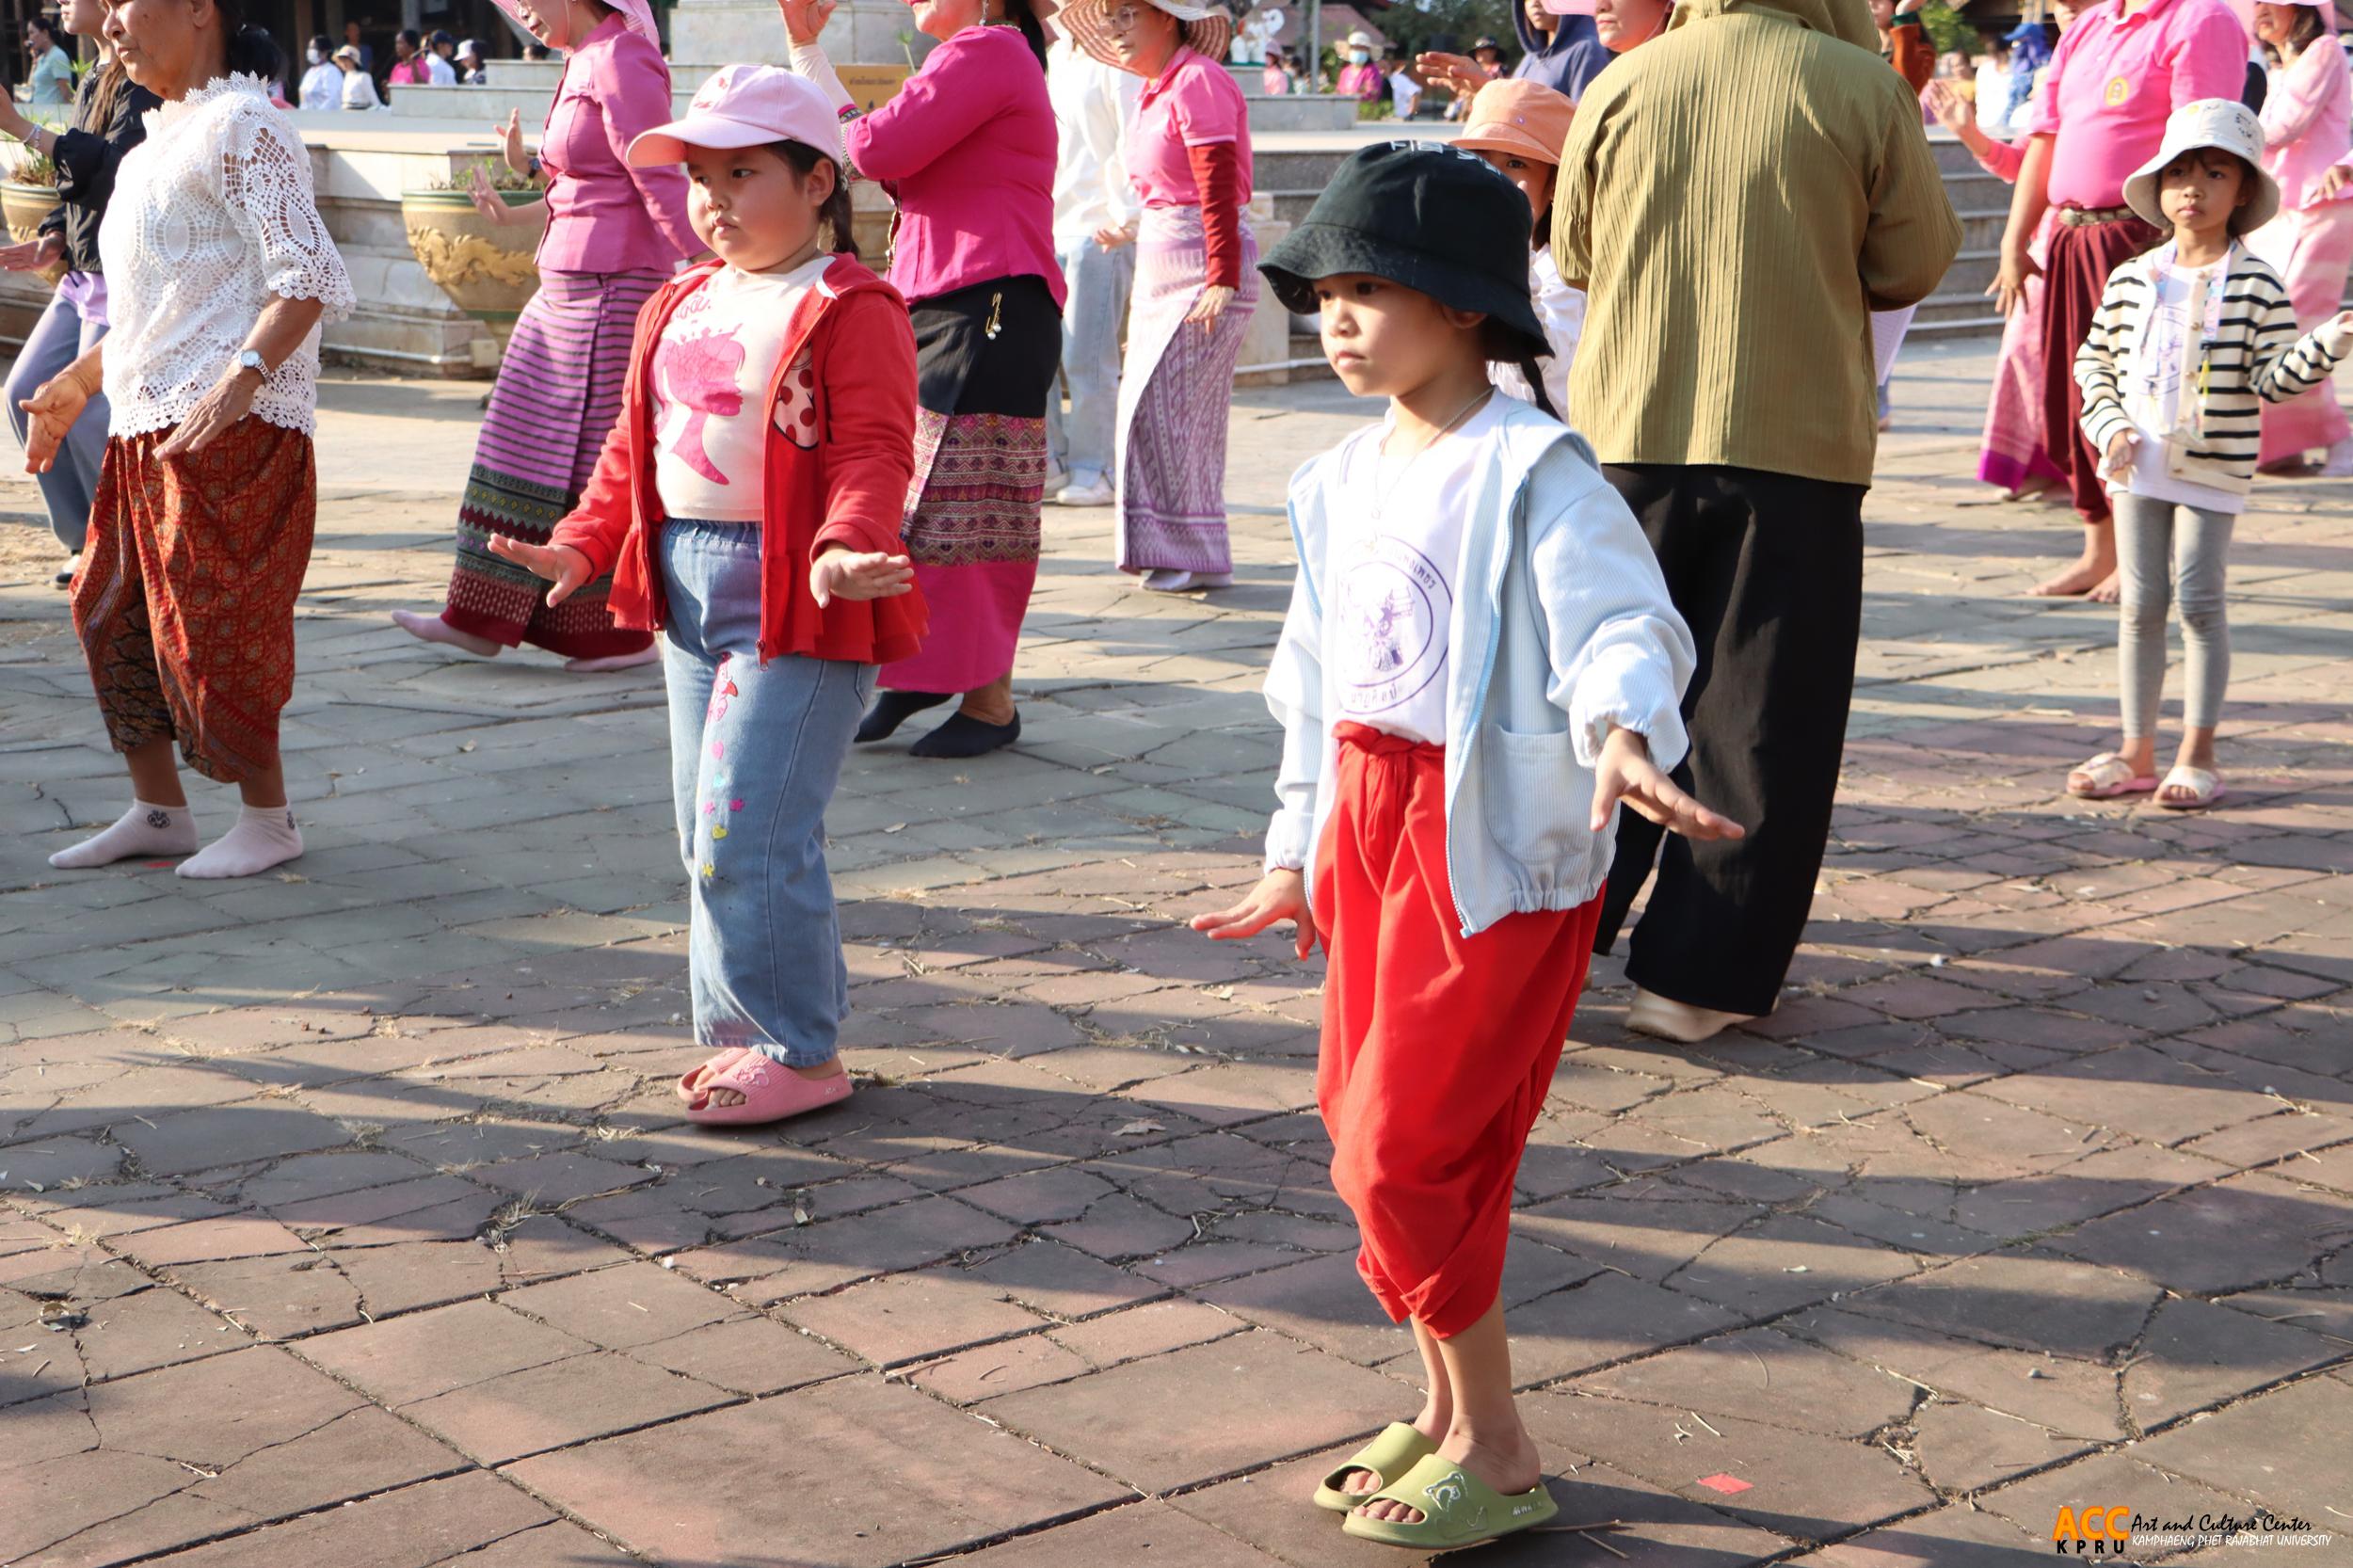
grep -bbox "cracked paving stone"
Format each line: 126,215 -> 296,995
2120,1297 -> 2346,1430
944,1499 -> 1288,1568
2126,1372 -> 2353,1512
2050,1172 -> 2339,1295
505,1371 -> 1128,1567
1570,1325 -> 1918,1438
133,1472 -> 592,1568
398,1348 -> 735,1464
1825,1249 -> 2162,1363
1786,1502 -> 2057,1567
979,1329 -> 1412,1495
1788,1307 -> 2130,1440
1907,1398 -> 2097,1493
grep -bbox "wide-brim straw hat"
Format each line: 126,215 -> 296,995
1063,0 -> 1234,71
2122,97 -> 2281,234
1453,78 -> 1573,167
1260,141 -> 1549,361
487,0 -> 661,51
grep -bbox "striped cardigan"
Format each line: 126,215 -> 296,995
2074,248 -> 2345,498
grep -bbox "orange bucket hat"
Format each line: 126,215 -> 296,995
1452,78 -> 1574,168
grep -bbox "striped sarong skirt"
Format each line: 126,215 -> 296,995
440,268 -> 661,658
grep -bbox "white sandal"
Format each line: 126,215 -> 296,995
2154,764 -> 2225,810
2066,752 -> 2158,799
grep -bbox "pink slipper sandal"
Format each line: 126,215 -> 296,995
677,1047 -> 750,1105
683,1051 -> 855,1126
2066,752 -> 2158,800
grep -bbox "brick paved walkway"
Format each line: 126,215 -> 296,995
2,344 -> 2348,1568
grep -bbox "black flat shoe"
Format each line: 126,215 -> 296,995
908,710 -> 1020,760
856,688 -> 952,744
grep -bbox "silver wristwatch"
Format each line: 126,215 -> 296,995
233,348 -> 266,378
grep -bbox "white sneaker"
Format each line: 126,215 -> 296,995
1625,988 -> 1758,1044
53,554 -> 78,588
2320,439 -> 2353,478
1056,477 -> 1114,506
1140,568 -> 1233,594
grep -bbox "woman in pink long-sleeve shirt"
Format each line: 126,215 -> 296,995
786,0 -> 1064,760
2249,0 -> 2353,472
393,0 -> 701,670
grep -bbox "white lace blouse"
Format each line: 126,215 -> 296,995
97,74 -> 355,439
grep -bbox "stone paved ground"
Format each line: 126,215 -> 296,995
1,344 -> 2349,1568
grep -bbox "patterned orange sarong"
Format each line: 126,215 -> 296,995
71,417 -> 315,784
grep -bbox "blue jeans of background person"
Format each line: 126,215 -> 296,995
1045,238 -> 1133,489
659,520 -> 874,1068
4,278 -> 110,553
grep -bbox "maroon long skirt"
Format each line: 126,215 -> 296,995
2040,216 -> 2162,523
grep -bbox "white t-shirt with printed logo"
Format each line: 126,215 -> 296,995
1332,394 -> 1505,745
651,255 -> 832,523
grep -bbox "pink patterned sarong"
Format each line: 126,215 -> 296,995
1114,204 -> 1258,576
1979,212 -> 2066,495
2249,200 -> 2353,466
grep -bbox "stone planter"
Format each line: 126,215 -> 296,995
399,187 -> 547,344
0,182 -> 68,286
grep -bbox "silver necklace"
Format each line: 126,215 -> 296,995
1369,387 -> 1492,527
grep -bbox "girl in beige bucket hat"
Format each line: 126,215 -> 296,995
2069,98 -> 2353,812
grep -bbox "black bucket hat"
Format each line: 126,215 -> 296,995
1259,141 -> 1548,361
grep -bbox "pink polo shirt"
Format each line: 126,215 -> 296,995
537,15 -> 700,275
1127,47 -> 1255,209
2025,0 -> 2247,210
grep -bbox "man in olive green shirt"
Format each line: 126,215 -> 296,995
1552,0 -> 1959,1044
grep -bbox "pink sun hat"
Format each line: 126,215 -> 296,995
628,65 -> 845,167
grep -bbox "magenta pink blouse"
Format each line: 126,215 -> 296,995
844,25 -> 1064,309
2023,0 -> 2245,209
537,14 -> 699,276
1127,46 -> 1254,209
2263,37 -> 2353,213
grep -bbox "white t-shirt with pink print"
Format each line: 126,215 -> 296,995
650,254 -> 833,523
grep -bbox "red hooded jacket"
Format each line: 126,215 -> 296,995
551,252 -> 927,667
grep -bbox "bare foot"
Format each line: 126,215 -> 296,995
698,1056 -> 847,1110
2030,558 -> 2112,598
1354,1429 -> 1543,1526
566,647 -> 662,673
2087,571 -> 2121,604
392,608 -> 501,657
2003,474 -> 2064,503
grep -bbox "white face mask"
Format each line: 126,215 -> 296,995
308,47 -> 323,62
1349,48 -> 1369,61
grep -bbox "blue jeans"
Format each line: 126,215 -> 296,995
4,279 -> 110,552
659,520 -> 874,1067
1045,238 -> 1133,488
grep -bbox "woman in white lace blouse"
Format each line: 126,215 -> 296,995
24,0 -> 354,881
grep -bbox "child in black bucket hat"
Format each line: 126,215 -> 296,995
1191,141 -> 1744,1552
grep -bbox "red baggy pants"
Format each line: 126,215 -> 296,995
1314,723 -> 1602,1339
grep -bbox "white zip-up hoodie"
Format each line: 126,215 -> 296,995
1262,395 -> 1697,938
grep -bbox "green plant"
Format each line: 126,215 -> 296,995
4,147 -> 57,185
421,154 -> 538,194
1921,0 -> 1974,58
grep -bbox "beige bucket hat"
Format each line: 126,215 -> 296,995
2122,97 -> 2281,235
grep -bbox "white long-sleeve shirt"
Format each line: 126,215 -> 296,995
1047,37 -> 1142,250
298,62 -> 341,111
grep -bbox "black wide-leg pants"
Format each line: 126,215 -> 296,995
1593,464 -> 1867,1018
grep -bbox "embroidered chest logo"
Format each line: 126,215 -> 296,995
2104,74 -> 2130,106
1338,534 -> 1450,714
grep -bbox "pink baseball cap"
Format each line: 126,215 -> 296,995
627,64 -> 844,168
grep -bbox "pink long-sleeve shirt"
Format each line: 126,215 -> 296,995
536,14 -> 700,275
2025,0 -> 2247,210
845,25 -> 1064,309
2263,36 -> 2353,213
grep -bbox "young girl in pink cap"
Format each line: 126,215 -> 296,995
491,66 -> 930,1126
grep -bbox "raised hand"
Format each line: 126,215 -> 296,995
1190,868 -> 1314,959
467,165 -> 524,225
810,547 -> 915,607
1923,79 -> 1968,136
1591,727 -> 1745,841
496,108 -> 529,176
487,536 -> 593,606
1415,50 -> 1483,97
777,0 -> 837,47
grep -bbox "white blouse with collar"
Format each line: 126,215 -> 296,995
98,74 -> 355,439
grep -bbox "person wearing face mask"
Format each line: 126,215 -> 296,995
1337,29 -> 1382,100
297,32 -> 339,107
390,0 -> 698,671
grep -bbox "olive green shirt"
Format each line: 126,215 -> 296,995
1552,0 -> 1961,488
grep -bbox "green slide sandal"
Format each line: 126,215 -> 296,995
1311,1422 -> 1439,1512
1339,1451 -> 1560,1551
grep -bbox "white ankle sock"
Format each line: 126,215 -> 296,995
49,799 -> 200,869
176,804 -> 303,880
